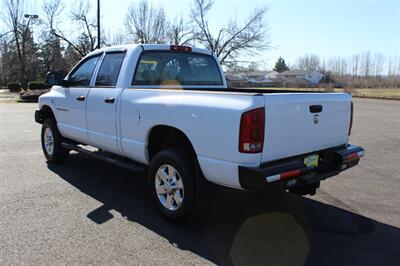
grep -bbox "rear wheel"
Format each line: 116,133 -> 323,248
41,118 -> 69,163
148,148 -> 196,222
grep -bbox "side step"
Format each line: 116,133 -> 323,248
62,142 -> 147,173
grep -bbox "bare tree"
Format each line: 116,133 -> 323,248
387,55 -> 400,77
373,52 -> 384,76
320,59 -> 326,73
317,52 -> 400,88
1,0 -> 38,87
351,54 -> 360,76
190,0 -> 270,66
0,39 -> 10,84
397,57 -> 400,77
361,51 -> 371,77
43,0 -> 97,57
340,57 -> 348,76
296,54 -> 320,70
125,0 -> 168,44
328,56 -> 340,76
70,0 -> 97,53
103,31 -> 126,46
167,16 -> 194,45
387,56 -> 394,76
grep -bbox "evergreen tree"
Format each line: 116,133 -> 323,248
38,34 -> 66,78
64,45 -> 82,69
24,28 -> 40,81
273,57 -> 289,73
76,33 -> 93,57
1,39 -> 22,83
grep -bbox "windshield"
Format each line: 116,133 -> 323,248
132,51 -> 223,86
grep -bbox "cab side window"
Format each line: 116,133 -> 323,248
69,56 -> 101,86
95,53 -> 125,87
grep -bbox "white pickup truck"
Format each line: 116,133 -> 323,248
35,44 -> 364,221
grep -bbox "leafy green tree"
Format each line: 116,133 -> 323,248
273,57 -> 289,73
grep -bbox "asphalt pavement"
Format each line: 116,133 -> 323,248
0,98 -> 399,265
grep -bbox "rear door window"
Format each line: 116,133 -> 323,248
132,51 -> 223,86
95,52 -> 125,87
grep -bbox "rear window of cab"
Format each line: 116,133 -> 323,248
132,51 -> 223,86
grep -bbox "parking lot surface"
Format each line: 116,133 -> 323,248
0,98 -> 399,265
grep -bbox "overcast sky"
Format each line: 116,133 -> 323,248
3,0 -> 400,69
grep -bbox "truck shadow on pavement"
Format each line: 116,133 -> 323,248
48,153 -> 400,266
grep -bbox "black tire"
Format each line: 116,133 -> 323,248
148,148 -> 196,223
41,118 -> 69,163
257,189 -> 285,200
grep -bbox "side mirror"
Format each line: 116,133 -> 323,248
61,79 -> 73,87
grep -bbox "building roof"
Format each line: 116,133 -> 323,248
278,70 -> 315,76
242,71 -> 276,77
225,75 -> 247,82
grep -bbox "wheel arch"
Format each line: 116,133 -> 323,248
146,125 -> 212,215
36,105 -> 56,124
147,125 -> 197,162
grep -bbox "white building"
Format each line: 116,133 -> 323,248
225,74 -> 248,87
278,70 -> 325,84
240,71 -> 279,83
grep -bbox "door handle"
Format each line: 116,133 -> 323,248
309,105 -> 323,113
104,97 -> 115,104
76,95 -> 85,101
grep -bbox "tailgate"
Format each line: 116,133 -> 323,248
262,93 -> 352,163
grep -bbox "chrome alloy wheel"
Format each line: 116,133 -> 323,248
155,164 -> 184,211
43,127 -> 54,155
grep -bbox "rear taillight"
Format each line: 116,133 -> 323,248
239,108 -> 265,153
349,102 -> 353,136
345,150 -> 365,162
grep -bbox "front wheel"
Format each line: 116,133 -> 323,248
148,148 -> 196,222
41,118 -> 69,163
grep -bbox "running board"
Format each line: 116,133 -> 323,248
62,142 -> 147,172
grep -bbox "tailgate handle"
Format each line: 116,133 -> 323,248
309,105 -> 323,113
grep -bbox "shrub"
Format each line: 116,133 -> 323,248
20,89 -> 49,102
28,81 -> 47,90
7,82 -> 21,92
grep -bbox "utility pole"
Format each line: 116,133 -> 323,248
24,14 -> 39,30
97,0 -> 101,49
22,14 -> 39,88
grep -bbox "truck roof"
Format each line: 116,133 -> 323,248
86,44 -> 212,58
